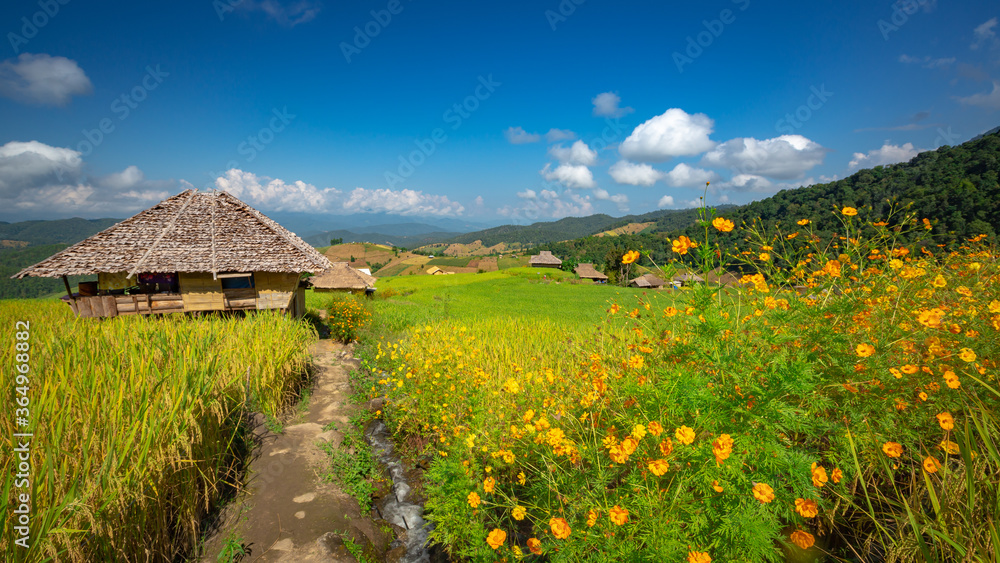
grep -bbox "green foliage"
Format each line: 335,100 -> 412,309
426,256 -> 473,267
0,245 -> 93,299
320,417 -> 379,512
327,295 -> 372,342
216,534 -> 250,563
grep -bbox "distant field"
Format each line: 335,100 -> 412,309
497,255 -> 528,269
426,256 -> 473,267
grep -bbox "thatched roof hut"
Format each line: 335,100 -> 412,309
704,267 -> 739,286
629,273 -> 665,288
574,263 -> 608,282
672,272 -> 705,286
529,250 -> 562,268
310,262 -> 377,293
14,189 -> 330,318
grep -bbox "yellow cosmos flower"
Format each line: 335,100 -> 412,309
882,441 -> 903,458
943,370 -> 961,389
659,438 -> 674,456
621,250 -> 641,264
936,412 -> 954,430
688,551 -> 712,563
855,343 -> 875,357
959,348 -> 977,362
753,482 -> 775,503
512,506 -> 526,520
712,217 -> 735,232
811,463 -> 828,487
712,434 -> 734,464
759,252 -> 771,261
672,236 -> 698,255
923,456 -> 941,473
648,458 -> 669,476
795,498 -> 819,518
631,424 -> 646,440
467,491 -> 481,508
609,505 -> 629,526
549,517 -> 571,539
940,440 -> 960,455
675,425 -> 695,445
517,471 -> 526,485
790,529 -> 815,549
483,476 -> 495,493
628,355 -> 644,369
486,528 -> 506,550
586,509 -> 598,527
841,206 -> 858,216
901,364 -> 919,374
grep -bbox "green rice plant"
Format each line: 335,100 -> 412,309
0,301 -> 315,562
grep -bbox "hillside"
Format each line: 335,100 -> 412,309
301,229 -> 457,249
0,217 -> 120,245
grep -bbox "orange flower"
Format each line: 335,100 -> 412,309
675,425 -> 695,445
841,206 -> 858,216
527,537 -> 542,555
659,438 -> 674,456
467,491 -> 481,508
752,482 -> 775,503
939,440 -> 960,455
647,421 -> 663,436
621,436 -> 638,455
811,463 -> 828,487
831,467 -> 843,483
901,364 -> 919,374
936,412 -> 954,431
672,236 -> 698,255
797,218 -> 811,226
712,434 -> 734,464
923,456 -> 941,473
648,458 -> 669,476
621,250 -> 641,265
483,476 -> 495,493
688,551 -> 712,563
943,371 -> 961,389
586,509 -> 598,527
486,528 -> 506,550
795,498 -> 819,518
712,480 -> 724,493
712,217 -> 735,232
609,505 -> 629,526
549,517 -> 571,539
855,343 -> 875,357
790,529 -> 815,549
882,441 -> 903,458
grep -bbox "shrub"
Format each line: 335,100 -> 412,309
327,296 -> 372,342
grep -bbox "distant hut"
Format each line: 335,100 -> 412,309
13,189 -> 330,318
529,250 -> 562,269
574,263 -> 608,283
309,262 -> 377,295
671,272 -> 705,287
426,266 -> 446,275
704,267 -> 739,286
629,273 -> 665,289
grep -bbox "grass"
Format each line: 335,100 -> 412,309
0,301 -> 315,562
216,533 -> 251,563
426,256 -> 473,267
320,414 -> 380,512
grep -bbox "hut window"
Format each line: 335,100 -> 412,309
220,273 -> 255,289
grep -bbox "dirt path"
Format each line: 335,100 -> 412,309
199,340 -> 392,562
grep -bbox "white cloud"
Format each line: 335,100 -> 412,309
592,92 -> 634,118
504,126 -> 541,144
847,142 -> 923,171
608,160 -> 663,186
956,81 -> 1000,110
0,140 -> 172,216
898,54 -> 956,69
236,0 -> 320,26
548,140 -> 597,166
657,195 -> 675,208
971,17 -> 998,50
343,187 -> 465,216
701,135 -> 826,179
545,128 -> 576,142
517,189 -> 537,199
711,174 -> 814,196
540,162 -> 596,189
663,163 -> 720,188
619,108 -> 716,162
498,190 -> 593,220
0,53 -> 93,106
593,189 -> 629,212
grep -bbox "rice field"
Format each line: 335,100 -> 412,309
0,301 -> 315,562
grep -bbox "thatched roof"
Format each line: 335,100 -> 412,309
574,263 -> 608,280
630,273 -> 665,288
529,250 -> 562,266
310,262 -> 377,290
704,267 -> 739,285
672,272 -> 705,283
14,190 -> 331,279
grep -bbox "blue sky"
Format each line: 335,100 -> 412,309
0,0 -> 998,227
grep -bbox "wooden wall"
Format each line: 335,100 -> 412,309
255,272 -> 299,310
179,272 -> 225,311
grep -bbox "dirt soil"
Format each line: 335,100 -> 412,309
199,340 -> 396,562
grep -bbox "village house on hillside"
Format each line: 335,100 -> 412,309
309,262 -> 377,295
630,273 -> 665,289
574,263 -> 608,283
529,250 -> 562,269
13,189 -> 331,318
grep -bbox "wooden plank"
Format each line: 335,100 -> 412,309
179,272 -> 224,311
150,294 -> 183,302
77,298 -> 93,318
90,297 -> 105,318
